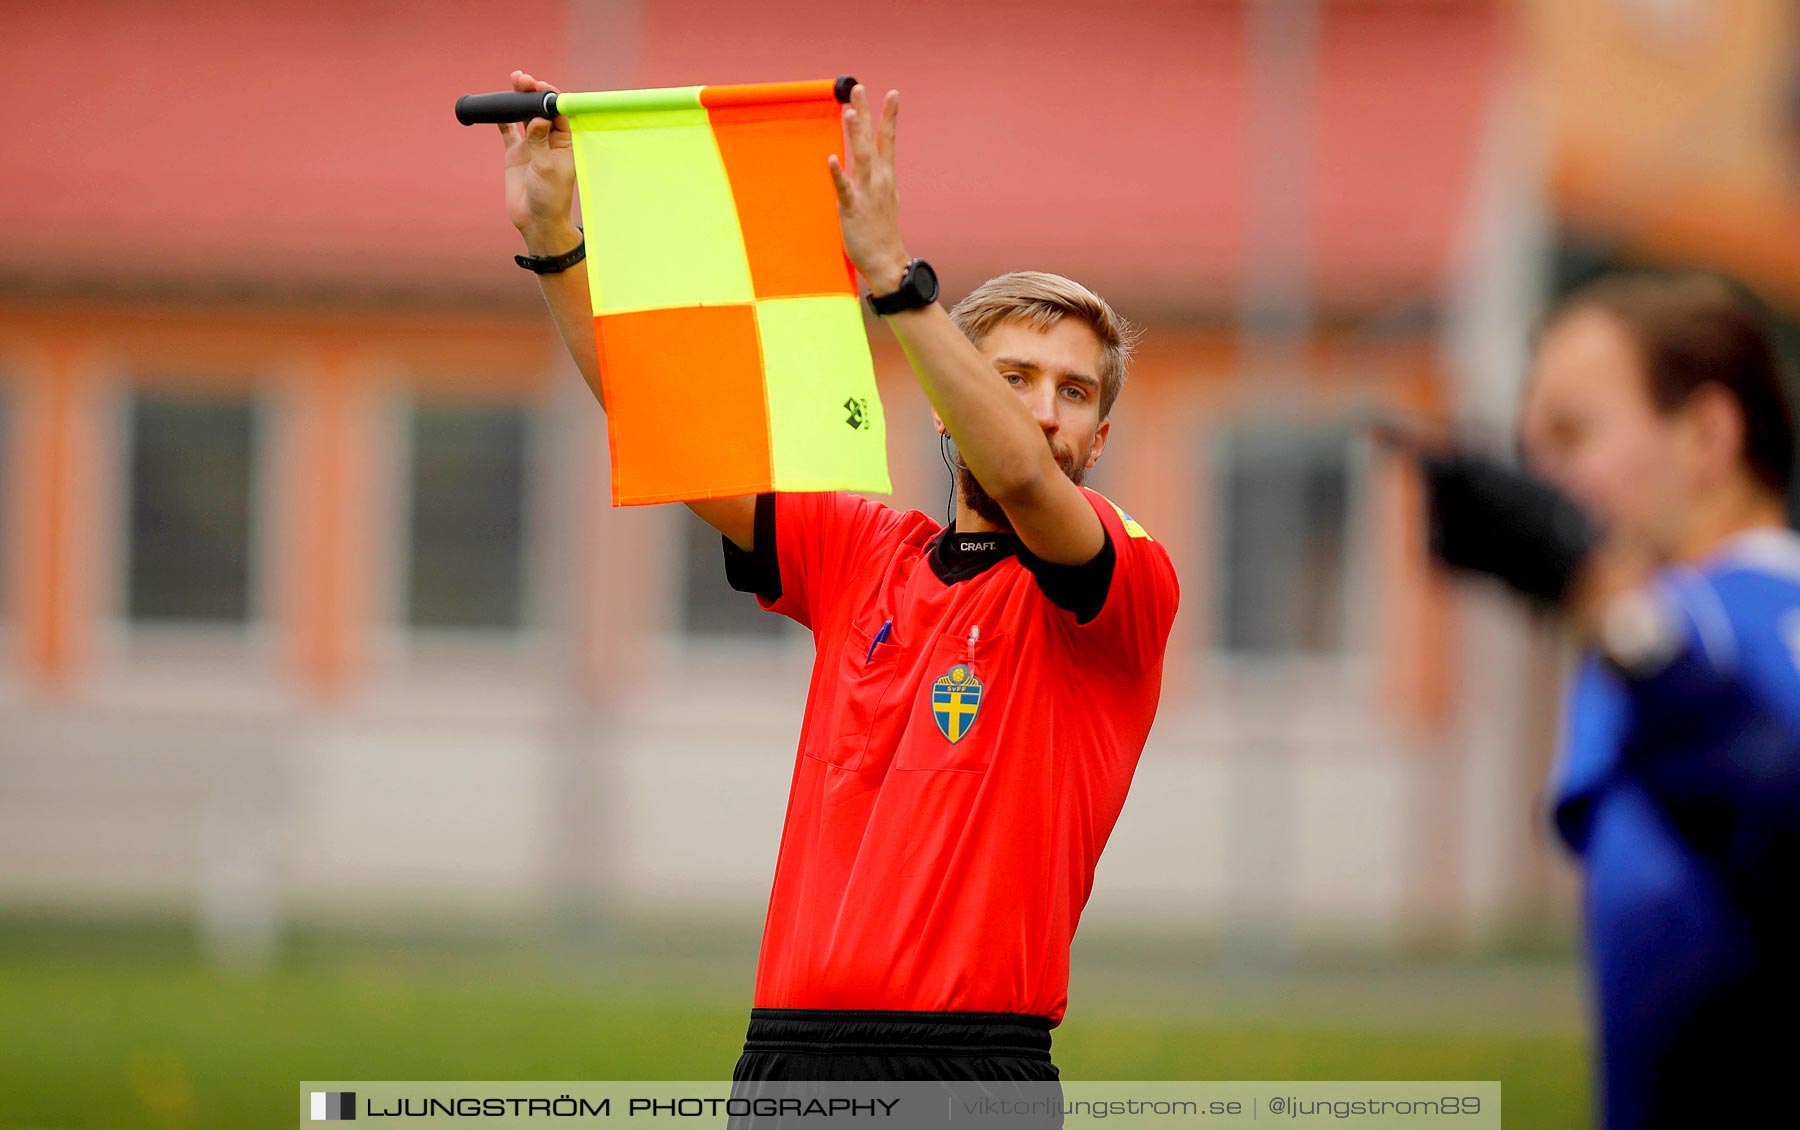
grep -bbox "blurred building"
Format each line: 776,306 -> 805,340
1527,0 -> 1800,307
8,0 -> 1786,961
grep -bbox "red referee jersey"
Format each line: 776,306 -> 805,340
721,485 -> 1179,1025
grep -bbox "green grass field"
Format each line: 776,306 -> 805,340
0,918 -> 1590,1129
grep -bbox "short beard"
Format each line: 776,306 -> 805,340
952,439 -> 1090,531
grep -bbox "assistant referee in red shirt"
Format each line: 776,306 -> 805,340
497,71 -> 1180,1085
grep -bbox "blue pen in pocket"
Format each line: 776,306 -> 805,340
864,620 -> 893,664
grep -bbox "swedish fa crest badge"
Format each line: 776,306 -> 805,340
931,664 -> 985,743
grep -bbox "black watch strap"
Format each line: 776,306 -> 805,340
515,225 -> 585,274
867,258 -> 937,316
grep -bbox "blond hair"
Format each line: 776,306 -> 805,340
947,270 -> 1138,419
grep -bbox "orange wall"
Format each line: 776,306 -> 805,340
0,299 -> 558,694
1527,0 -> 1800,301
0,294 -> 1452,732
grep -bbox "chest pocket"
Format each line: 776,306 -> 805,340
813,619 -> 910,771
895,626 -> 1008,775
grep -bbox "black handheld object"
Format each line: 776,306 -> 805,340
1418,447 -> 1602,606
455,90 -> 561,125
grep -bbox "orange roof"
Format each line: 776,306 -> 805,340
0,0 -> 1504,313
637,0 -> 1506,312
0,0 -> 569,303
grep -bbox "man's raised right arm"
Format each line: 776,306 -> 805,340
501,69 -> 756,551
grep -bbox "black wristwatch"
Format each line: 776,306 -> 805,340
866,258 -> 939,316
515,225 -> 585,274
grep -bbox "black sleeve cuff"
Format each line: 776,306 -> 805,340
723,493 -> 782,602
1019,525 -> 1116,624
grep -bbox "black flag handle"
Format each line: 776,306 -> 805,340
454,90 -> 561,126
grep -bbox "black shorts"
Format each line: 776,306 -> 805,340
727,1007 -> 1063,1129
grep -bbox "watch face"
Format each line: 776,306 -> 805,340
912,259 -> 939,304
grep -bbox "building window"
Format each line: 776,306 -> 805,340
403,403 -> 530,631
680,508 -> 783,638
125,392 -> 258,624
1214,424 -> 1359,656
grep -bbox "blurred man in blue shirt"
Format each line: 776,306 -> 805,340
1396,272 -> 1798,1129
